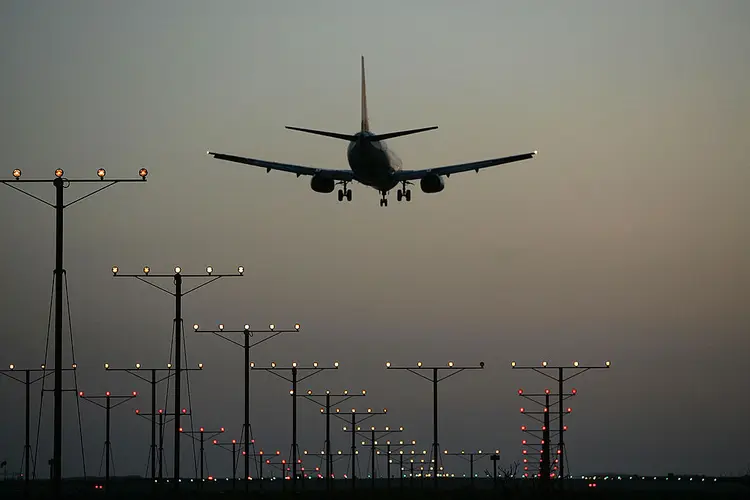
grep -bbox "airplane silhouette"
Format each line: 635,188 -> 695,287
208,57 -> 537,206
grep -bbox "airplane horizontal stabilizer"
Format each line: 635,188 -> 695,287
367,126 -> 438,141
285,126 -> 358,141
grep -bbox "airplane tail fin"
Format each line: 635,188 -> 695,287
361,55 -> 369,132
285,57 -> 438,142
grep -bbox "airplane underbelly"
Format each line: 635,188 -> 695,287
347,143 -> 395,189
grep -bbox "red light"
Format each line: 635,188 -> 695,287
135,409 -> 140,414
567,408 -> 572,413
520,407 -> 525,413
557,449 -> 562,454
220,427 -> 225,432
132,391 -> 137,396
545,389 -> 550,394
200,427 -> 205,432
522,450 -> 527,454
158,409 -> 163,414
541,440 -> 545,444
563,425 -> 568,431
571,388 -> 577,394
542,426 -> 547,431
522,440 -> 527,445
213,440 -> 218,444
518,389 -> 523,395
259,451 -> 263,455
208,476 -> 213,481
521,426 -> 527,431
251,439 -> 255,443
232,439 -> 236,444
79,391 -> 84,397
182,408 -> 187,413
281,460 -> 286,464
106,391 -> 110,396
266,460 -> 270,464
544,407 -> 548,412
179,427 -> 184,432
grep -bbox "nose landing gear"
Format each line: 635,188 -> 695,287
379,190 -> 388,207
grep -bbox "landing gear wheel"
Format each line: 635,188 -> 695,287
397,190 -> 403,202
346,189 -> 352,201
338,189 -> 344,202
405,189 -> 411,202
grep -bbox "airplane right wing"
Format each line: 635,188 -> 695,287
207,151 -> 355,181
393,151 -> 537,181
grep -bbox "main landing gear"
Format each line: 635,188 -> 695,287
396,181 -> 412,202
337,182 -> 352,202
379,190 -> 388,207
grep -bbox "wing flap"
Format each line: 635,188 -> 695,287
393,151 -> 537,181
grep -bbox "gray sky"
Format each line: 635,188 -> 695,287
1,0 -> 749,479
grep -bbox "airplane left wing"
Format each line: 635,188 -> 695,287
393,151 -> 537,181
207,151 -> 355,181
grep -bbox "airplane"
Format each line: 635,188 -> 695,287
207,56 -> 537,207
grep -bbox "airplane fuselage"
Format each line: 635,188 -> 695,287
346,132 -> 399,191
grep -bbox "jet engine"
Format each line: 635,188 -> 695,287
310,174 -> 335,193
420,173 -> 445,193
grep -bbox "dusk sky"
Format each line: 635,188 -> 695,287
1,0 -> 749,480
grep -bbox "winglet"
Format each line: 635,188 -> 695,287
361,55 -> 369,133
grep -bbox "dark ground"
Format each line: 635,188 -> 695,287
1,476 -> 749,499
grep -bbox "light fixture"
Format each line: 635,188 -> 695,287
294,323 -> 300,330
573,361 -> 579,367
238,266 -> 244,275
111,266 -> 118,275
448,361 -> 454,367
139,167 -> 148,179
135,363 -> 141,369
269,324 -> 275,330
334,361 -> 339,367
55,168 -> 64,178
206,266 -> 213,275
174,266 -> 181,274
104,363 -> 109,369
9,364 -> 15,370
244,324 -> 250,330
97,168 -> 106,179
193,324 -> 199,330
12,169 -> 21,179
143,266 -> 150,275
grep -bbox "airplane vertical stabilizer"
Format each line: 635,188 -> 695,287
361,55 -> 369,132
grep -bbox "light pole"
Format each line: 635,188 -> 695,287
78,390 -> 138,492
512,359 -> 610,483
111,265 -> 243,489
212,438 -> 240,489
354,425 -> 404,489
2,167 -> 148,498
339,407 -> 387,490
518,388 -> 562,481
443,449 -> 494,489
0,364 -> 74,498
250,361 -> 339,490
179,426 -> 225,487
383,440 -> 416,490
298,389 -> 366,491
385,360 -> 484,488
104,362 -> 203,480
193,322 -> 299,488
133,407 -> 190,480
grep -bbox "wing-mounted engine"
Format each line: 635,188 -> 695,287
310,174 -> 335,193
420,173 -> 445,193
